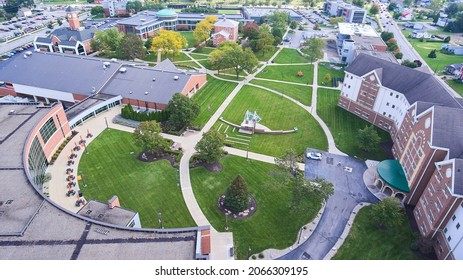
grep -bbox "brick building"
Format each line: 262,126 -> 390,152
212,18 -> 239,46
339,53 -> 463,259
33,6 -> 96,56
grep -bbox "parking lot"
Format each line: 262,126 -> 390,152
280,148 -> 379,260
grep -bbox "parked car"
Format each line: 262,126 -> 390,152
306,152 -> 322,160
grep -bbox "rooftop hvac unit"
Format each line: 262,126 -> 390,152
111,58 -> 117,62
103,61 -> 110,67
119,67 -> 127,73
174,76 -> 179,80
152,78 -> 156,81
144,91 -> 148,95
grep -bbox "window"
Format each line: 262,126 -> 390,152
348,85 -> 351,88
388,114 -> 392,118
396,94 -> 399,98
350,76 -> 353,80
448,236 -> 452,242
452,215 -> 456,221
444,227 -> 448,234
390,92 -> 393,96
386,102 -> 390,106
457,223 -> 460,230
392,105 -> 395,109
39,117 -> 57,144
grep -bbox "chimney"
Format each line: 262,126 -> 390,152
108,195 -> 120,209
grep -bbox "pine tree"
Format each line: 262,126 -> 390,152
224,175 -> 250,212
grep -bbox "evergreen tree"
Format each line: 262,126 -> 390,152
224,175 -> 250,212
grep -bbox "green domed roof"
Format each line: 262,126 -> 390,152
156,9 -> 177,17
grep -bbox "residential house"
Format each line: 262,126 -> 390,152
399,12 -> 413,21
441,44 -> 463,56
410,30 -> 432,39
445,63 -> 463,76
212,17 -> 239,46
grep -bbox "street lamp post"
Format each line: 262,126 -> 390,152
80,172 -> 87,187
84,143 -> 88,155
158,212 -> 163,229
225,212 -> 229,231
104,117 -> 109,128
248,245 -> 251,259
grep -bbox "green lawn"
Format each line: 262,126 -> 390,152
401,30 -> 463,74
190,156 -> 323,259
333,205 -> 420,260
318,62 -> 345,87
217,9 -> 241,14
217,85 -> 327,156
216,74 -> 246,81
190,53 -> 210,60
175,60 -> 201,69
256,65 -> 314,84
193,47 -> 216,54
191,75 -> 237,128
142,52 -> 191,62
250,79 -> 312,106
254,47 -> 278,62
317,88 -> 391,161
78,129 -> 195,229
273,48 -> 309,64
180,31 -> 195,49
196,59 -> 212,69
446,79 -> 463,97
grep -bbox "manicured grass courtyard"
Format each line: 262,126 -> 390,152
190,53 -> 210,60
180,31 -> 195,49
192,47 -> 216,54
142,52 -> 191,62
273,48 -> 309,64
79,129 -> 195,229
316,88 -> 391,160
174,60 -> 200,69
256,65 -> 314,84
317,62 -> 345,87
216,85 -> 327,156
254,46 -> 278,62
333,205 -> 420,260
446,79 -> 463,97
191,75 -> 237,128
190,156 -> 323,259
250,79 -> 312,106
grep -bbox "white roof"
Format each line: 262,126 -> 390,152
338,22 -> 379,37
214,18 -> 239,28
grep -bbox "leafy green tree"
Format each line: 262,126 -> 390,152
134,120 -> 170,156
308,177 -> 334,201
357,125 -> 380,152
126,1 -> 142,13
402,0 -> 413,7
144,36 -> 153,50
444,36 -> 451,43
387,41 -> 399,52
224,175 -> 250,212
300,38 -> 325,62
323,73 -> 331,85
268,10 -> 290,31
195,129 -> 225,164
193,15 -> 217,45
166,93 -> 200,129
255,24 -> 274,56
369,3 -> 379,15
243,22 -> 259,40
211,42 -> 258,78
290,20 -> 297,29
371,197 -> 404,229
117,33 -> 145,60
57,18 -> 63,26
91,6 -> 104,16
329,17 -> 345,24
387,2 -> 397,11
429,0 -> 444,14
380,31 -> 394,43
401,59 -> 419,68
445,3 -> 461,17
352,0 -> 365,8
47,21 -> 53,29
394,52 -> 403,59
428,49 -> 437,58
91,28 -> 124,56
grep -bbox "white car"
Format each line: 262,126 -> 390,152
307,152 -> 322,160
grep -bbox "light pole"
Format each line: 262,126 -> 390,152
225,212 -> 229,231
84,143 -> 88,155
104,117 -> 109,128
248,245 -> 252,259
158,211 -> 163,229
80,172 -> 87,187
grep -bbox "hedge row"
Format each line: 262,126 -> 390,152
121,104 -> 170,122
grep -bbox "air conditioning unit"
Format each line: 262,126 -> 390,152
103,61 -> 110,67
119,67 -> 127,73
174,76 -> 179,80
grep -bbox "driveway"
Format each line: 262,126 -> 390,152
278,149 -> 379,260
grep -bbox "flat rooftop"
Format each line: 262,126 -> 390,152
77,200 -> 137,227
65,93 -> 116,121
352,34 -> 386,48
338,22 -> 379,37
243,7 -> 301,18
0,103 -> 203,259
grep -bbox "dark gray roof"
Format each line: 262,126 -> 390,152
59,40 -> 79,47
346,53 -> 462,109
35,37 -> 52,44
415,101 -> 438,115
51,26 -> 96,42
153,58 -> 181,73
431,105 -> 463,159
454,159 -> 463,195
101,66 -> 193,105
65,5 -> 77,12
0,52 -> 121,95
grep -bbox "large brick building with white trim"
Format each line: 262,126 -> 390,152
339,53 -> 463,259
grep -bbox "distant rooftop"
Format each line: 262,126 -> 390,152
338,22 -> 379,37
243,7 -> 301,19
77,199 -> 137,227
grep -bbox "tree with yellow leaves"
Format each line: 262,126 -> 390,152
193,15 -> 218,46
151,29 -> 187,61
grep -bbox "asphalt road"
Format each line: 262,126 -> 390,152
278,149 -> 379,260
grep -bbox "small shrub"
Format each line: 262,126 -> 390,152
251,255 -> 257,260
258,253 -> 264,259
297,71 -> 303,77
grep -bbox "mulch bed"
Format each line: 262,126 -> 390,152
138,151 -> 176,167
190,160 -> 222,172
217,194 -> 257,220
